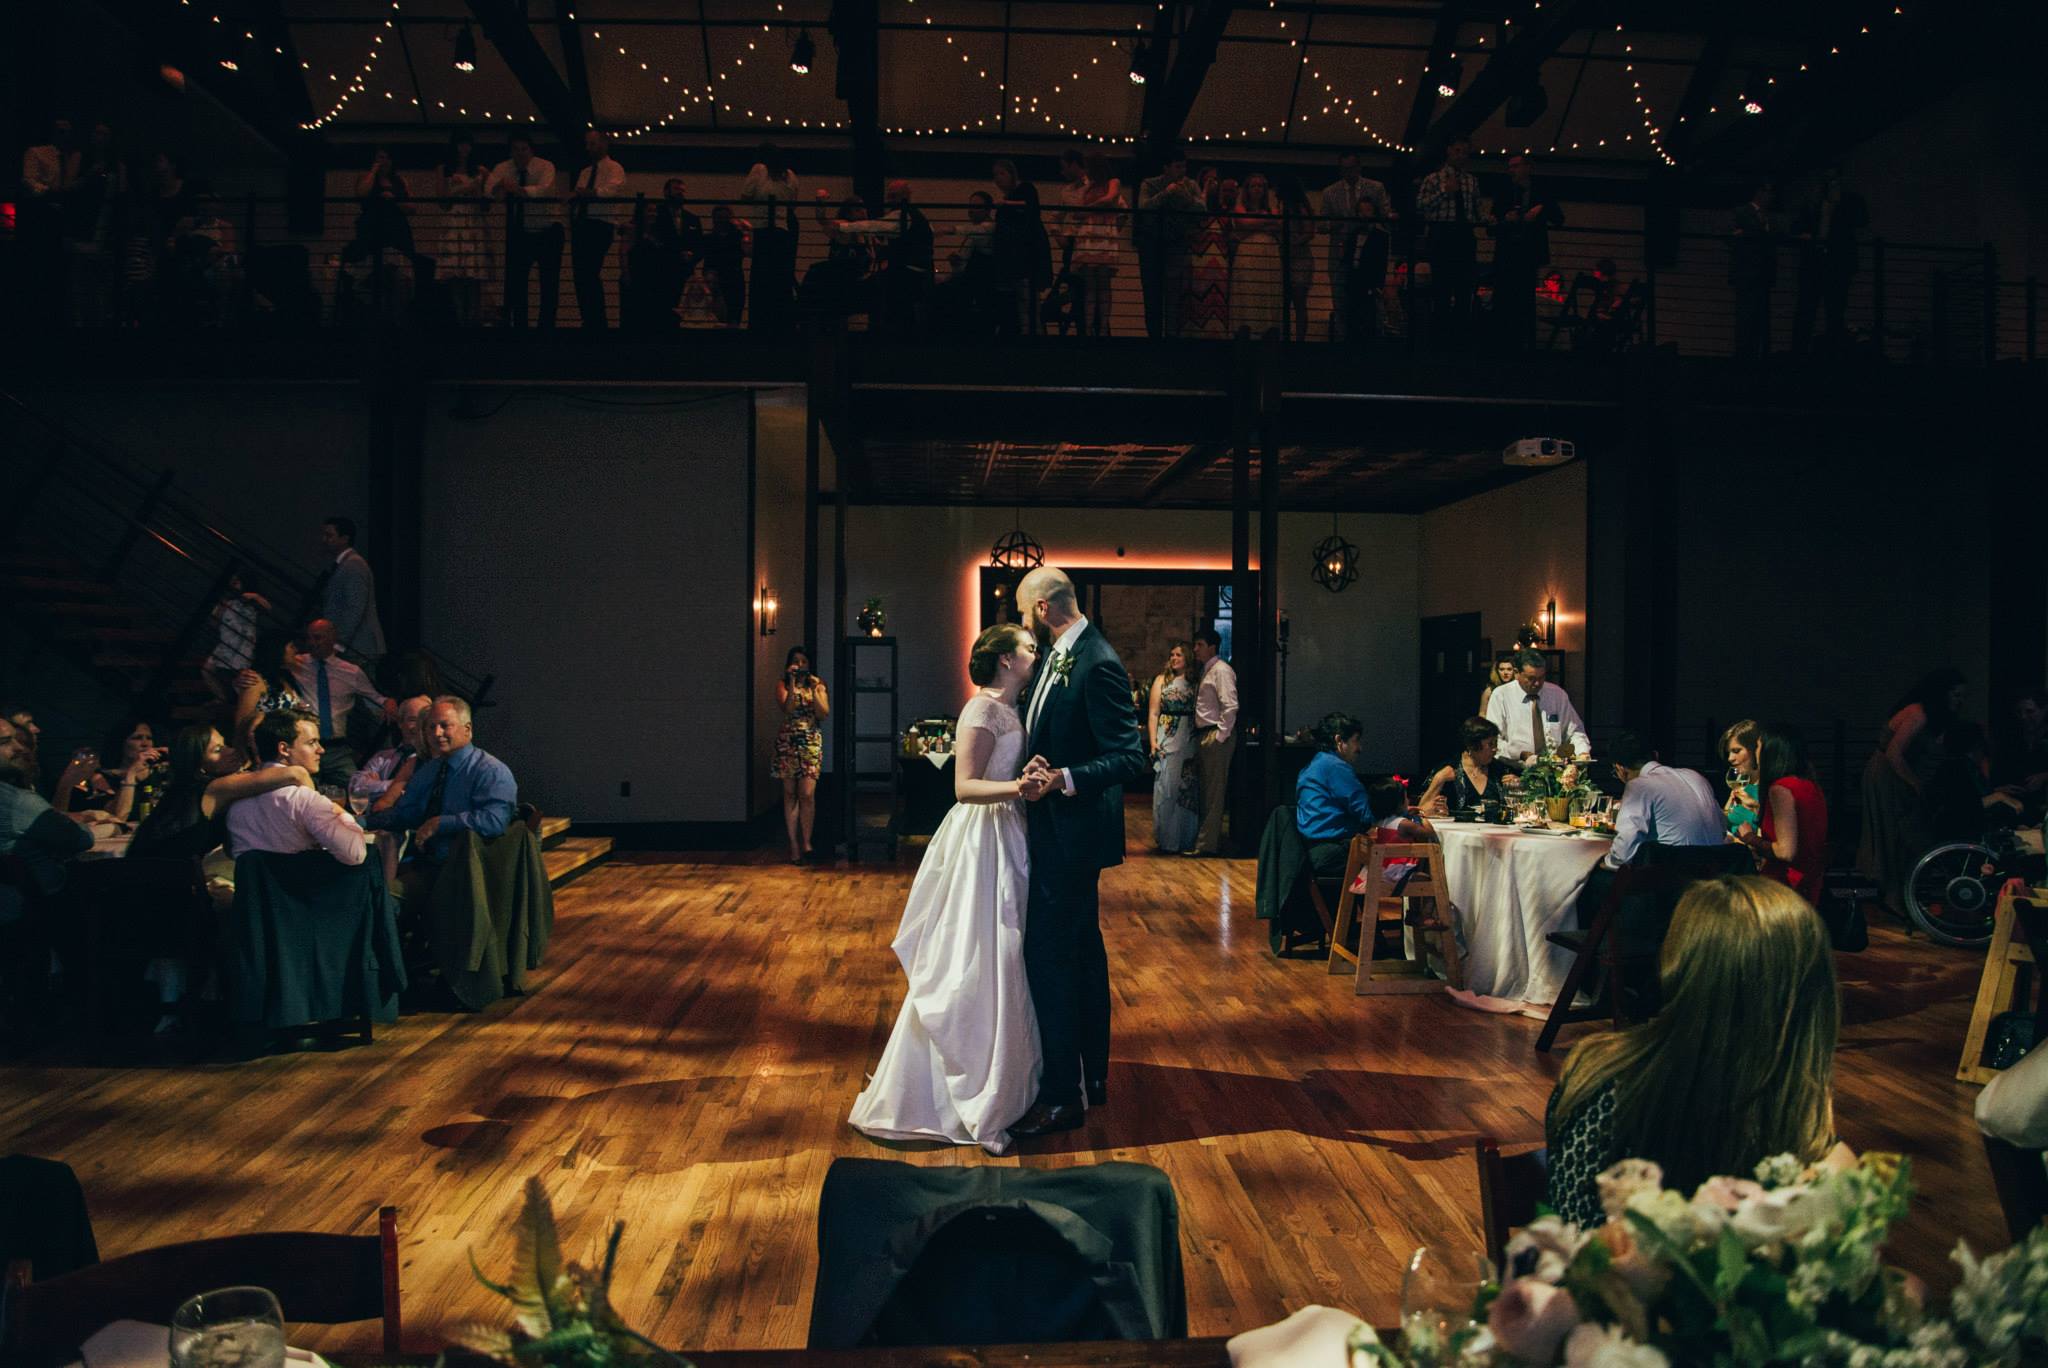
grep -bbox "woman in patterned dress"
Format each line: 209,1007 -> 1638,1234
439,131 -> 494,326
1180,169 -> 1231,338
1147,643 -> 1201,851
774,645 -> 830,863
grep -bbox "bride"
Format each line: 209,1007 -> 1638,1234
849,622 -> 1042,1154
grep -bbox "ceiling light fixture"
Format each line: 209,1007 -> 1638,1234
1434,58 -> 1462,98
1311,519 -> 1359,593
790,29 -> 815,75
453,22 -> 477,72
1128,38 -> 1148,85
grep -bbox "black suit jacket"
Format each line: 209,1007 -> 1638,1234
1022,623 -> 1147,872
1490,179 -> 1563,266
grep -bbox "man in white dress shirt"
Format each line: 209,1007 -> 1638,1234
1321,151 -> 1393,341
225,711 -> 366,866
487,132 -> 562,328
568,128 -> 626,330
1599,730 -> 1726,870
292,619 -> 397,785
1184,627 -> 1240,857
1484,648 -> 1590,768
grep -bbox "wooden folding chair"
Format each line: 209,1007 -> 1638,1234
1,1206 -> 401,1368
1327,834 -> 1461,995
1535,864 -> 1679,1054
1475,1138 -> 1550,1270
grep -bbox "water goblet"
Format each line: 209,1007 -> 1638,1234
169,1286 -> 286,1368
1399,1246 -> 1495,1366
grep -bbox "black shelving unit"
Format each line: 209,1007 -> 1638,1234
837,635 -> 899,862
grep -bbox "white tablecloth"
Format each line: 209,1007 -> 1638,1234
1437,824 -> 1612,1008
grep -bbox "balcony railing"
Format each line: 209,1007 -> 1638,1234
6,190 -> 2035,366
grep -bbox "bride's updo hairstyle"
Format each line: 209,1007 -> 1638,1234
968,623 -> 1028,686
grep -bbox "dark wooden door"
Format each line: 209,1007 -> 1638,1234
1419,613 -> 1484,777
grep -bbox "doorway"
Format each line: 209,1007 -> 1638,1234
1419,612 -> 1485,775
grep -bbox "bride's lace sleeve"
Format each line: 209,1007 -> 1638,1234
956,693 -> 1006,740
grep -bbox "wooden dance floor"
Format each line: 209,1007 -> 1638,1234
0,806 -> 2010,1353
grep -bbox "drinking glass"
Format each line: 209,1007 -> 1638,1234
169,1286 -> 286,1368
1399,1246 -> 1495,1366
346,772 -> 378,819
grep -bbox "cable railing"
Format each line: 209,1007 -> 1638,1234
13,190 -> 2038,366
0,390 -> 495,711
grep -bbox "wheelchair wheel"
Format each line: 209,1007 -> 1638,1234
1903,842 -> 2002,949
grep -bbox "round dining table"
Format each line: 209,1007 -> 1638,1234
1435,822 -> 1613,1014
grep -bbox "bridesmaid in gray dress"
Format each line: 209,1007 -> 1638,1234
1148,643 -> 1201,851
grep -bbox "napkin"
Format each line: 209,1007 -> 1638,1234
1226,1304 -> 1377,1367
77,1321 -> 331,1368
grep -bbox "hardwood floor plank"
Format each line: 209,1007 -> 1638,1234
0,805 -> 2006,1353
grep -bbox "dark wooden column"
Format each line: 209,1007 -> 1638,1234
363,336 -> 425,658
1987,385 -> 2047,749
1257,333 -> 1283,808
1613,354 -> 1679,754
1228,335 -> 1257,852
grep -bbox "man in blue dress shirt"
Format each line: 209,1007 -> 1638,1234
365,695 -> 517,900
1295,712 -> 1375,879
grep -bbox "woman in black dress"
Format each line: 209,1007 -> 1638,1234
1420,716 -> 1511,815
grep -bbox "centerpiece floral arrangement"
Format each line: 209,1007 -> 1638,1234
1515,754 -> 1601,815
1348,1153 -> 2048,1367
454,1178 -> 692,1368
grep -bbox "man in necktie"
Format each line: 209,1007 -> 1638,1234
489,132 -> 562,328
291,619 -> 396,786
1489,154 -> 1559,353
364,695 -> 518,904
1483,647 -> 1590,770
570,129 -> 625,329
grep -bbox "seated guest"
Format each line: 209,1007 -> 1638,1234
223,711 -> 365,866
232,628 -> 312,759
358,695 -> 434,803
364,696 -> 516,899
1483,648 -> 1590,768
1732,724 -> 1829,906
1367,777 -> 1436,893
1420,717 -> 1510,815
1923,720 -> 2025,842
1601,729 -> 1725,871
1295,712 -> 1372,878
0,715 -> 94,917
1721,718 -> 1761,833
1978,1021 -> 2048,1148
48,721 -> 161,824
1546,875 -> 1852,1227
0,704 -> 44,794
292,618 -> 397,785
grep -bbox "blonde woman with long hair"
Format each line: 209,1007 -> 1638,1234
1545,875 -> 1852,1225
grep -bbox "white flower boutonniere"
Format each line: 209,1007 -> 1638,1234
1050,652 -> 1077,687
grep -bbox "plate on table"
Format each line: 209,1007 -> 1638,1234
1515,824 -> 1580,837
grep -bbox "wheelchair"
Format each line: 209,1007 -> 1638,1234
1904,827 -> 2045,948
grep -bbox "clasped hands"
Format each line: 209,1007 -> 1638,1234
1018,755 -> 1062,802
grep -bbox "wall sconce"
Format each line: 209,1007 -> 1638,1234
1544,597 -> 1557,647
755,584 -> 779,637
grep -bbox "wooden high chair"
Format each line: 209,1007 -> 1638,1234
1325,831 -> 1462,995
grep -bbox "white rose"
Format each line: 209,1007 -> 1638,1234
1624,1188 -> 1699,1248
1564,1323 -> 1670,1368
1595,1159 -> 1665,1225
1728,1182 -> 1840,1250
1505,1215 -> 1589,1284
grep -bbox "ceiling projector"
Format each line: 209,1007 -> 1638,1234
1503,437 -> 1576,467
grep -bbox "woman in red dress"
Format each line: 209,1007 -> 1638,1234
1738,724 -> 1829,904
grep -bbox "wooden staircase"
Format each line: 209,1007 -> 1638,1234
537,814 -> 613,888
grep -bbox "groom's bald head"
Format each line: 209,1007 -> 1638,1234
1017,567 -> 1078,642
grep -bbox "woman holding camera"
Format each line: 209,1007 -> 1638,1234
775,646 -> 830,864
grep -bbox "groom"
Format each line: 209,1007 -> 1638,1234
1010,566 -> 1147,1139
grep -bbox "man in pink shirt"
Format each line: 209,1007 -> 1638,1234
225,710 -> 366,865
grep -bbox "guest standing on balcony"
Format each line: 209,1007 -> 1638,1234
487,132 -> 561,329
1415,136 -> 1484,351
1182,628 -> 1239,857
741,144 -> 800,338
1729,183 -> 1779,361
702,205 -> 749,326
1321,152 -> 1392,342
438,131 -> 492,326
340,147 -> 420,288
1791,170 -> 1867,356
1229,172 -> 1283,340
625,178 -> 702,334
317,515 -> 385,671
568,128 -> 626,331
1071,154 -> 1125,338
1276,175 -> 1315,344
991,159 -> 1049,336
1182,170 -> 1231,339
1135,151 -> 1201,339
1490,154 -> 1561,354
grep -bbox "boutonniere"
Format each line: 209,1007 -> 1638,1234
1050,652 -> 1076,686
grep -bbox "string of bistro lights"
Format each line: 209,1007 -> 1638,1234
181,0 -> 1908,160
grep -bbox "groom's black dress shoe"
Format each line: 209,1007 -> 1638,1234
1009,1101 -> 1086,1138
1086,1079 -> 1108,1108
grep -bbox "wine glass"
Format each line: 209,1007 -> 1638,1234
170,1286 -> 286,1368
1400,1246 -> 1495,1366
346,771 -> 378,820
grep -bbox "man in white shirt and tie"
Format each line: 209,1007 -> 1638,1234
487,132 -> 561,328
1184,627 -> 1239,856
292,619 -> 397,784
1576,729 -> 1730,934
225,711 -> 367,866
1484,648 -> 1590,768
569,128 -> 626,330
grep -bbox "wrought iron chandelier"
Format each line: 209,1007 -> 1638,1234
989,504 -> 1044,575
1311,518 -> 1359,593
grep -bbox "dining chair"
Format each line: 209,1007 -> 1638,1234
1475,1138 -> 1550,1270
0,1206 -> 400,1368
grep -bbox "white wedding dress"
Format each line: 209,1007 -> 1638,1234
848,692 -> 1041,1154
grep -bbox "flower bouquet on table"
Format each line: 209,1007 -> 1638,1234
1516,755 -> 1600,824
1345,1153 -> 2048,1367
454,1177 -> 692,1368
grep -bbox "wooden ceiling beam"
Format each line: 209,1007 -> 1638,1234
1412,0 -> 1604,168
464,0 -> 589,153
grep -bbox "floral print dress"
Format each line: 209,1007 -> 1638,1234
774,686 -> 824,781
